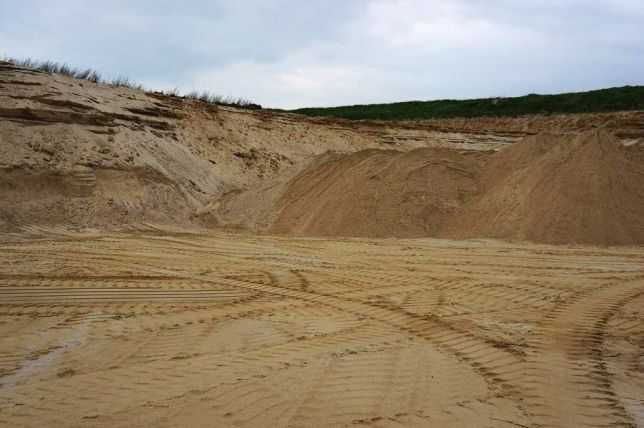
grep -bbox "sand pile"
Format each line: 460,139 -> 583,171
445,130 -> 644,245
271,130 -> 644,245
270,148 -> 487,237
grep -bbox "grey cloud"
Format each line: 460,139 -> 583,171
1,0 -> 642,108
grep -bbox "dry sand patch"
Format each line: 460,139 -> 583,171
0,231 -> 642,427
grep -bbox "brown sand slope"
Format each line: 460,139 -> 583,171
2,60 -> 644,245
0,61 -> 518,231
271,148 -> 487,237
445,131 -> 644,245
271,130 -> 644,245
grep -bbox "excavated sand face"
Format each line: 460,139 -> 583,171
2,60 -> 644,245
0,61 -> 518,232
0,230 -> 643,427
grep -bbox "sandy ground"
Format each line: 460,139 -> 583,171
0,229 -> 642,427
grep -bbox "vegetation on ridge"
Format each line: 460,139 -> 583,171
289,86 -> 644,120
2,56 -> 261,110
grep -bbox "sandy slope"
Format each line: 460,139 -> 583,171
270,131 -> 644,244
2,60 -> 644,245
445,131 -> 644,244
270,147 -> 487,237
0,230 -> 642,427
0,60 -> 515,232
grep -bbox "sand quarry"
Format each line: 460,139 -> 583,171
1,60 -> 644,427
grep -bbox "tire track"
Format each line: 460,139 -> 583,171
522,279 -> 644,427
181,269 -> 529,407
1,232 -> 643,427
0,287 -> 250,303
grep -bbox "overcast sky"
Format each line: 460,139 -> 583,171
1,0 -> 643,109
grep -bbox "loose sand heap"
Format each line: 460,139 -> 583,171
272,131 -> 644,245
1,59 -> 644,245
445,131 -> 644,244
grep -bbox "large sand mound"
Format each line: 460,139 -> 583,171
271,130 -> 644,245
270,148 -> 487,237
445,131 -> 644,245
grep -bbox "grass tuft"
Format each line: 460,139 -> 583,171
2,56 -> 260,109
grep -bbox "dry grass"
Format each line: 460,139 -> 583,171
2,56 -> 260,109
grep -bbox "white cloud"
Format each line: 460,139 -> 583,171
361,0 -> 545,51
183,56 -> 390,109
2,0 -> 643,108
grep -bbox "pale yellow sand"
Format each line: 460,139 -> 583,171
0,230 -> 642,427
